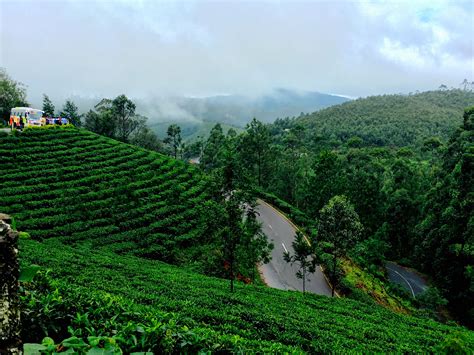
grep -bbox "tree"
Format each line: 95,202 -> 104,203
0,68 -> 28,124
239,206 -> 273,281
415,106 -> 474,326
164,124 -> 182,159
283,231 -> 316,292
60,100 -> 81,126
201,123 -> 226,171
84,109 -> 116,138
218,150 -> 272,292
42,94 -> 55,117
130,126 -> 163,153
84,96 -> 146,142
238,118 -> 271,187
112,95 -> 143,142
318,195 -> 363,296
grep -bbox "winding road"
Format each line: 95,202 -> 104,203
386,261 -> 428,297
256,199 -> 333,296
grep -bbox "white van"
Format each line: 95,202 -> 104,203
10,107 -> 45,127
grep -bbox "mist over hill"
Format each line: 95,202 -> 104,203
65,89 -> 348,124
59,88 -> 348,140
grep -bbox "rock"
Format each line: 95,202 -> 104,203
0,216 -> 20,354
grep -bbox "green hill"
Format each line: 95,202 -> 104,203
291,89 -> 474,147
1,126 -> 473,352
0,126 -> 211,264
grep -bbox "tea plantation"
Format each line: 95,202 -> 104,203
1,126 -> 473,353
0,126 -> 212,263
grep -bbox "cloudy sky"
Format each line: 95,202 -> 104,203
1,0 -> 473,104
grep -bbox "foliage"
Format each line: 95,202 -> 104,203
283,231 -> 316,292
84,95 -> 146,142
129,126 -> 164,153
112,94 -> 143,142
238,118 -> 272,187
60,100 -> 82,126
0,68 -> 28,123
218,150 -> 273,291
163,124 -> 182,159
201,123 -> 226,171
290,90 -> 474,148
18,239 -> 474,353
416,287 -> 448,320
415,106 -> 474,326
42,95 -> 55,117
318,195 -> 363,296
341,259 -> 412,313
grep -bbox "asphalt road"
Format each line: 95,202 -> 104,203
256,199 -> 333,296
386,261 -> 428,297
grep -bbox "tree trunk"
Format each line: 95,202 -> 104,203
302,267 -> 306,293
229,246 -> 235,293
331,254 -> 337,298
230,260 -> 234,293
257,153 -> 261,187
0,214 -> 20,354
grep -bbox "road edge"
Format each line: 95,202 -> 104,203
257,198 -> 340,298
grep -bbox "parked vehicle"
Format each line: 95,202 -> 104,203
10,107 -> 44,128
9,107 -> 68,129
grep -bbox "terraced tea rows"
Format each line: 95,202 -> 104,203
19,238 -> 474,353
0,126 -> 210,261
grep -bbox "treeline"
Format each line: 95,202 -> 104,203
276,90 -> 474,148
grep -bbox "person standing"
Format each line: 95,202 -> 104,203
19,114 -> 24,130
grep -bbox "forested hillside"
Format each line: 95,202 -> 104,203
284,90 -> 474,147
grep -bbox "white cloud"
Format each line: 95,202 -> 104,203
0,0 -> 472,102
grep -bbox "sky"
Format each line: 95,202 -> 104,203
1,0 -> 473,105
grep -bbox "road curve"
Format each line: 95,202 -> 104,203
386,261 -> 428,297
256,199 -> 333,297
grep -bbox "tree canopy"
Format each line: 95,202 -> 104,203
0,68 -> 28,123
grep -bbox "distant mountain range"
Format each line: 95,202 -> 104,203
151,89 -> 350,127
66,88 -> 350,140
